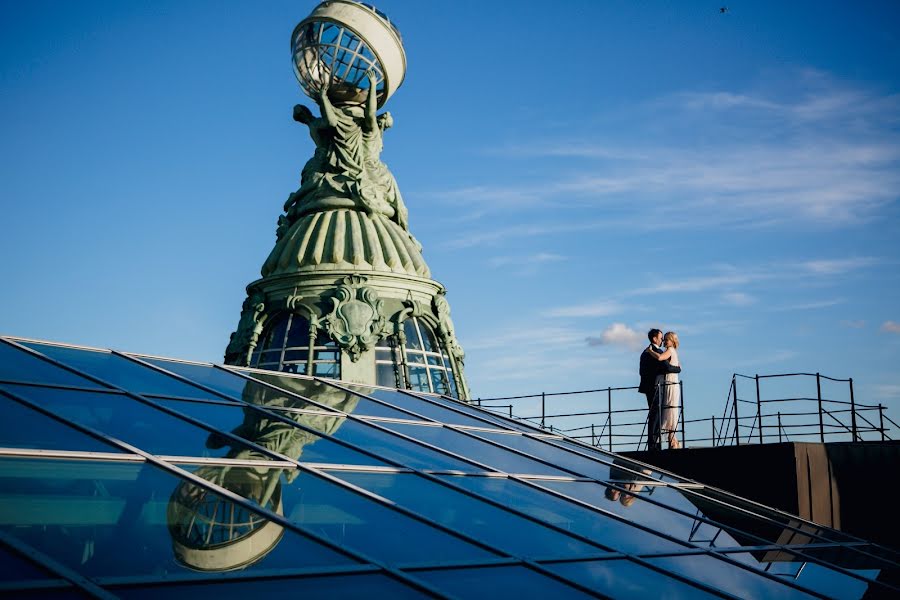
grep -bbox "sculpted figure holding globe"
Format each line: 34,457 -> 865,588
287,71 -> 408,231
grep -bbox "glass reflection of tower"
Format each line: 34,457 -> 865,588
224,0 -> 470,400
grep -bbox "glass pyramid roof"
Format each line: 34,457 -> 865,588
0,336 -> 897,599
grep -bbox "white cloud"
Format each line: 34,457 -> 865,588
873,384 -> 900,400
799,257 -> 878,275
882,321 -> 900,334
722,292 -> 756,306
772,299 -> 845,311
434,74 -> 900,243
840,320 -> 866,329
586,323 -> 645,351
544,301 -> 622,318
488,253 -> 565,269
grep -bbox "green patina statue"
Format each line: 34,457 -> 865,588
286,71 -> 409,231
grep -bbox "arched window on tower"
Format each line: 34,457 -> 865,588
393,317 -> 458,398
250,313 -> 340,378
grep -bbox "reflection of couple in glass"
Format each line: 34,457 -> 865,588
638,329 -> 682,451
605,458 -> 653,508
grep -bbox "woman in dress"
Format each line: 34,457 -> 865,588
648,332 -> 681,449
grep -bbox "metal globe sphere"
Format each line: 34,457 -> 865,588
291,1 -> 406,108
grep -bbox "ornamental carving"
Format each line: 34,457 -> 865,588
433,291 -> 465,362
224,291 -> 266,366
324,275 -> 385,362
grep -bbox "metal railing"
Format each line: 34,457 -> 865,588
475,372 -> 896,452
711,372 -> 896,447
475,380 -> 685,452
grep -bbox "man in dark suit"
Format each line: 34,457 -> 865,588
639,328 -> 681,451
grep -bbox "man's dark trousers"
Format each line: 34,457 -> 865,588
643,388 -> 662,451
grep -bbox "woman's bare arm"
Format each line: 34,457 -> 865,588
648,347 -> 673,361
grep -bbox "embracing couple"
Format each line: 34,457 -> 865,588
638,329 -> 682,451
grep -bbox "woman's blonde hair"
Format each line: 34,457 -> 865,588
664,331 -> 679,349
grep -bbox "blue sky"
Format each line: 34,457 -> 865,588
2,1 -> 899,430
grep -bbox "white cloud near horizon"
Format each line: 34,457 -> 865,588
434,72 -> 900,249
544,301 -> 623,318
488,252 -> 566,275
882,321 -> 900,334
586,323 -> 645,351
722,292 -> 756,306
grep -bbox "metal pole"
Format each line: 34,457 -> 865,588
711,415 -> 716,446
607,387 -> 613,451
658,382 -> 663,450
816,372 -> 824,443
591,423 -> 595,447
880,404 -> 885,441
541,391 -> 545,429
849,378 -> 858,442
732,377 -> 740,446
756,374 -> 763,445
778,411 -> 782,443
680,381 -> 686,448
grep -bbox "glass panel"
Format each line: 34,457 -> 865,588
404,392 -> 544,434
553,439 -> 685,483
314,330 -> 336,348
684,487 -> 860,546
478,434 -> 677,483
429,368 -> 449,395
717,548 -> 881,598
646,554 -> 820,599
6,588 -> 83,599
407,366 -> 429,392
441,475 -> 689,555
426,355 -> 443,366
0,544 -> 58,582
284,315 -> 311,349
187,468 -> 496,566
338,471 -> 606,559
381,423 -> 576,477
241,373 -> 423,421
0,341 -> 101,389
114,572 -> 425,599
155,398 -> 385,466
0,390 -> 125,454
313,362 -> 339,378
3,385 -> 273,460
412,564 -> 597,599
281,362 -> 308,375
362,388 -> 495,428
536,479 -> 749,550
419,322 -> 438,353
447,369 -> 459,399
544,557 -> 722,599
375,348 -> 393,359
406,352 -> 426,366
376,362 -> 398,388
329,421 -> 481,472
283,349 -> 308,363
260,315 -> 288,351
0,457 -> 358,579
20,343 -> 215,400
402,320 -> 421,351
313,351 -> 339,361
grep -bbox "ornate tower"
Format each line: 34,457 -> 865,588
224,0 -> 470,400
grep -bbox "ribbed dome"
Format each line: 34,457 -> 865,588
262,208 -> 430,278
